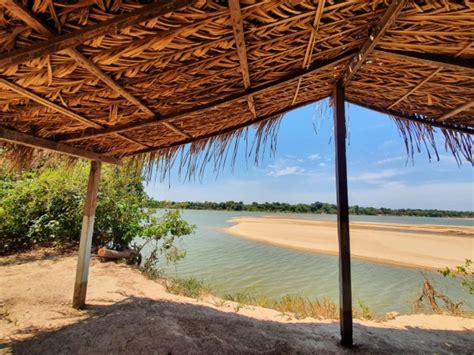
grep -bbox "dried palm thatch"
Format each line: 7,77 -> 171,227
0,0 -> 472,175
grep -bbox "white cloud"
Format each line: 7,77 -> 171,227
267,165 -> 306,177
350,169 -> 403,184
308,153 -> 321,161
375,156 -> 405,165
319,162 -> 326,167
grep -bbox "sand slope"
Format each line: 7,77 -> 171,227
0,250 -> 473,354
225,217 -> 474,269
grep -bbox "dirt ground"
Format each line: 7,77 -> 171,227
0,249 -> 472,354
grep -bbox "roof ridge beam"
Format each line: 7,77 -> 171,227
58,51 -> 354,143
228,0 -> 256,118
0,126 -> 122,165
1,0 -> 190,141
0,0 -> 196,68
0,78 -> 147,148
341,0 -> 408,86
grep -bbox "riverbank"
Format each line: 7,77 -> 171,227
225,216 -> 474,270
1,249 -> 473,354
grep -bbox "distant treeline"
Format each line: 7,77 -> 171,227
148,200 -> 474,218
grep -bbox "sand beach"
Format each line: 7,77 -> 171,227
1,250 -> 473,354
225,216 -> 474,269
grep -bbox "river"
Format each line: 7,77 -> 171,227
156,210 -> 473,314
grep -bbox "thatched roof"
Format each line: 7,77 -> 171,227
0,0 -> 473,169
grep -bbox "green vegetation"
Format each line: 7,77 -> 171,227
223,293 -> 340,319
357,300 -> 373,320
222,293 -> 380,320
148,200 -> 474,218
438,259 -> 474,295
0,162 -> 194,259
162,279 -> 378,320
165,277 -> 210,298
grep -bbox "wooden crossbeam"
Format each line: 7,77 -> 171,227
0,126 -> 122,165
228,0 -> 256,118
341,0 -> 407,86
347,100 -> 474,135
292,0 -> 325,105
388,68 -> 442,109
1,0 -> 190,141
373,49 -> 474,75
438,101 -> 474,122
0,78 -> 148,148
0,0 -> 196,68
127,99 -> 318,157
58,51 -> 354,142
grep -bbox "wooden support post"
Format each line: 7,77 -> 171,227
72,161 -> 101,309
333,81 -> 353,346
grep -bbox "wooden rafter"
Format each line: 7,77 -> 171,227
386,42 -> 471,111
228,0 -> 256,118
292,0 -> 325,105
1,0 -> 190,141
374,49 -> 474,75
388,68 -> 442,109
0,126 -> 122,165
438,101 -> 474,122
347,100 -> 474,135
0,78 -> 147,148
58,52 -> 354,142
0,0 -> 196,68
341,0 -> 408,86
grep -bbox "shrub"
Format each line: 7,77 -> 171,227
438,259 -> 474,295
0,162 -> 194,259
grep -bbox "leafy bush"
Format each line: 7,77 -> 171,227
0,162 -> 194,258
438,259 -> 474,295
0,166 -> 86,253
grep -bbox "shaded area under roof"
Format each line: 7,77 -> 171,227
0,0 -> 472,166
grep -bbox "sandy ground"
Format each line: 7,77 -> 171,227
225,217 -> 474,269
0,250 -> 473,354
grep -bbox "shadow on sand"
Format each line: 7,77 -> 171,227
1,297 -> 472,354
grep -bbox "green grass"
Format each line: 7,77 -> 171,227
164,280 -> 377,320
165,277 -> 210,298
223,292 -> 380,320
224,293 -> 340,319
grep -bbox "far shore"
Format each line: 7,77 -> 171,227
225,216 -> 474,270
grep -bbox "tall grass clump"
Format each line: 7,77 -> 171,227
165,277 -> 210,298
224,293 -> 339,319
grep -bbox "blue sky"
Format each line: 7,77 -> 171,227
146,99 -> 473,211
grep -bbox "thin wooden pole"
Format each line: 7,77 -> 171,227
72,161 -> 102,309
333,80 -> 353,346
